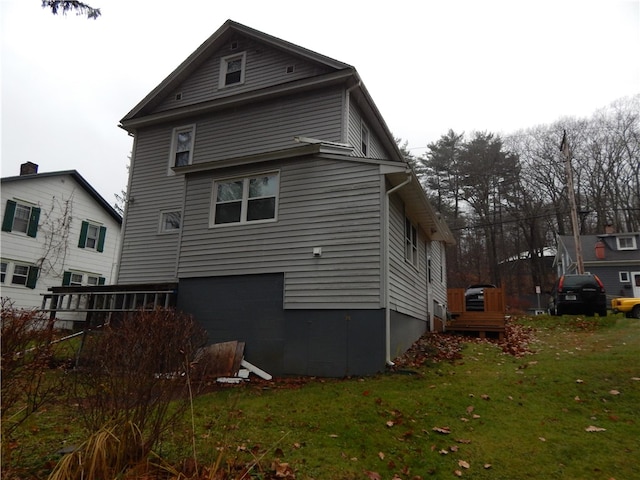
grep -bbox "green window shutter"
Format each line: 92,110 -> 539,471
2,200 -> 16,232
97,226 -> 107,252
27,206 -> 40,238
78,221 -> 88,248
26,266 -> 39,289
98,276 -> 106,285
62,271 -> 72,286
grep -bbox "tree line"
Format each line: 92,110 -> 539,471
402,94 -> 639,303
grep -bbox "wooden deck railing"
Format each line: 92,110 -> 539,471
447,288 -> 507,339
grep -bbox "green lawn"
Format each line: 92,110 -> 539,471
9,316 -> 640,479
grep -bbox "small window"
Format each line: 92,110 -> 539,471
211,172 -> 279,226
286,65 -> 295,74
78,221 -> 106,252
1,262 -> 7,283
361,123 -> 369,156
616,236 -> 637,250
70,273 -> 84,286
160,210 -> 182,233
619,272 -> 630,283
427,257 -> 432,283
230,41 -> 238,50
168,125 -> 196,173
12,264 -> 29,286
87,275 -> 100,286
405,218 -> 418,267
219,52 -> 246,88
175,92 -> 183,101
2,200 -> 40,237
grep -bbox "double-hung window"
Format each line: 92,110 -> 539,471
405,218 -> 418,267
62,271 -> 105,286
211,172 -> 279,226
169,125 -> 196,173
78,221 -> 107,252
2,200 -> 40,237
1,261 -> 7,283
219,52 -> 246,88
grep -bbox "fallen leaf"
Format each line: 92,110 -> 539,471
481,394 -> 490,400
455,438 -> 472,444
484,464 -> 492,469
472,414 -> 481,419
378,451 -> 385,460
458,460 -> 470,469
433,426 -> 451,434
386,420 -> 395,427
539,437 -> 546,442
574,396 -> 581,402
292,442 -> 301,449
454,469 -> 463,477
609,390 -> 620,395
576,379 -> 584,384
329,434 -> 339,438
585,425 -> 607,432
449,445 -> 459,452
365,471 -> 382,480
439,449 -> 449,455
466,406 -> 475,414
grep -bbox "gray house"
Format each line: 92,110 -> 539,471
117,20 -> 454,377
554,232 -> 640,299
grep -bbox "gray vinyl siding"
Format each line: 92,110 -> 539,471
388,195 -> 428,320
117,125 -> 185,283
347,97 -> 387,160
156,35 -> 334,113
178,157 -> 383,309
192,88 -> 344,162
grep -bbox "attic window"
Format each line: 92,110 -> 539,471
616,236 -> 637,250
219,52 -> 246,88
286,65 -> 295,74
230,41 -> 238,50
361,122 -> 370,156
175,92 -> 183,101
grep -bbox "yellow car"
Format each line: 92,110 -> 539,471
611,297 -> 640,319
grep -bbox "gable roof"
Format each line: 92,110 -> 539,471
119,19 -> 404,163
1,170 -> 122,224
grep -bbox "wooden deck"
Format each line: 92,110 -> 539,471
447,288 -> 506,340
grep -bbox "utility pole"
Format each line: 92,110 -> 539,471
560,130 -> 584,274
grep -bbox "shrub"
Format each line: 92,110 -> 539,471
1,299 -> 63,467
67,308 -> 207,459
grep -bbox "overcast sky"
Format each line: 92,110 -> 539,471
1,0 -> 638,206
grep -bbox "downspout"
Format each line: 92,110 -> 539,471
342,81 -> 361,143
384,172 -> 412,366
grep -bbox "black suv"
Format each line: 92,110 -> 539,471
549,274 -> 607,316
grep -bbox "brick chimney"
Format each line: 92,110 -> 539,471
604,224 -> 615,234
20,162 -> 38,175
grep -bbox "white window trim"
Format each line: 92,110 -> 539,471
361,122 -> 370,157
616,235 -> 637,250
209,171 -> 280,228
619,271 -> 630,283
219,52 -> 246,89
159,209 -> 182,234
167,124 -> 196,175
405,217 -> 419,269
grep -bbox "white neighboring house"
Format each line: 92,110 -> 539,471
1,163 -> 122,318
